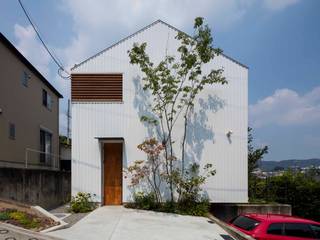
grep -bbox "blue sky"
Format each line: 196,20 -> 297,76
1,0 -> 319,161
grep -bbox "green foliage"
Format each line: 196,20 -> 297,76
248,127 -> 269,175
251,171 -> 320,221
128,17 -> 225,201
170,163 -> 216,203
126,193 -> 210,217
131,192 -> 159,210
70,192 -> 95,213
126,163 -> 214,216
248,127 -> 269,199
0,210 -> 11,221
125,138 -> 165,203
177,197 -> 210,216
0,210 -> 40,229
59,135 -> 71,147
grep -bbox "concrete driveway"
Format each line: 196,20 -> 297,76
48,206 -> 233,240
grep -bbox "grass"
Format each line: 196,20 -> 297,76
0,209 -> 40,229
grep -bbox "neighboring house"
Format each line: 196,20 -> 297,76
71,20 -> 248,205
59,136 -> 71,171
0,33 -> 63,169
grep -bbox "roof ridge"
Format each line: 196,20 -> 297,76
71,19 -> 162,70
72,19 -> 248,71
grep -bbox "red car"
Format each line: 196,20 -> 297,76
229,213 -> 320,240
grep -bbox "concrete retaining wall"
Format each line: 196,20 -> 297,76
0,167 -> 70,209
211,203 -> 292,222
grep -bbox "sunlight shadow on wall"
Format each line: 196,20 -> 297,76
184,95 -> 226,167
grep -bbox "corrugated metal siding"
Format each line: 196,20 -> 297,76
72,21 -> 248,203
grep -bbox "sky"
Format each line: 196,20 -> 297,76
1,0 -> 319,161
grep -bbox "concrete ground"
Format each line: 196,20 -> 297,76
50,204 -> 89,227
48,206 -> 234,240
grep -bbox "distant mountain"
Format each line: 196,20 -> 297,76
259,158 -> 320,171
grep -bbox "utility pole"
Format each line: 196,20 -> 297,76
67,99 -> 71,145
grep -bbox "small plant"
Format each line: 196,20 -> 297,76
70,192 -> 95,213
170,163 -> 216,203
7,210 -> 39,229
132,192 -> 159,210
125,138 -> 165,204
0,210 -> 11,221
177,197 -> 210,216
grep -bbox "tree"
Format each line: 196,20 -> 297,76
128,17 -> 226,202
248,127 -> 269,199
125,138 -> 165,203
248,127 -> 268,176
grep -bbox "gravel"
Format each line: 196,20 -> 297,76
49,205 -> 89,227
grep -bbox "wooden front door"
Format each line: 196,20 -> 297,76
104,142 -> 122,205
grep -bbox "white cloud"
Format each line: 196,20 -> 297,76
263,0 -> 300,11
59,0 -> 256,69
250,86 -> 320,128
14,24 -> 51,77
59,0 -> 301,72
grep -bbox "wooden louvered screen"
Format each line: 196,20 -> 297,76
71,74 -> 123,101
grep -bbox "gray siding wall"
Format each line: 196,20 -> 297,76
0,42 -> 59,165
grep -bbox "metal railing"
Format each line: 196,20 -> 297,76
25,148 -> 60,170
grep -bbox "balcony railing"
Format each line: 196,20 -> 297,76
25,148 -> 60,170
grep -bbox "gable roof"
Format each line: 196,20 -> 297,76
72,19 -> 248,71
0,33 -> 63,98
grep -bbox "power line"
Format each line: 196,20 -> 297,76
17,0 -> 70,79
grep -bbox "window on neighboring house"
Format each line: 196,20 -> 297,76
40,129 -> 52,164
21,71 -> 30,87
42,89 -> 52,110
9,123 -> 15,139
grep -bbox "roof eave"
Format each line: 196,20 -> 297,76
0,33 -> 63,98
71,19 -> 248,71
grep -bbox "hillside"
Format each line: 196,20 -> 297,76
259,158 -> 320,171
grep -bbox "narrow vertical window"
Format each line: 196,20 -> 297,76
9,123 -> 15,139
47,94 -> 52,110
42,89 -> 53,110
21,71 -> 30,87
40,129 -> 52,164
42,89 -> 48,107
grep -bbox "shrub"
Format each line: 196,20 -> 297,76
251,171 -> 320,221
70,192 -> 95,213
125,139 -> 165,204
0,210 -> 11,221
126,163 -> 215,216
170,163 -> 215,203
8,211 -> 39,229
177,198 -> 210,216
132,192 -> 158,210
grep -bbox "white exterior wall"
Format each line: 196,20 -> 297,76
72,21 -> 248,203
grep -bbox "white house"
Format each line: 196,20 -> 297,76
71,20 -> 248,205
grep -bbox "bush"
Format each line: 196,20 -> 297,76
132,192 -> 158,210
7,211 -> 39,229
126,192 -> 210,216
125,163 -> 215,217
70,192 -> 95,213
177,197 -> 210,216
0,210 -> 11,221
251,171 -> 320,221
